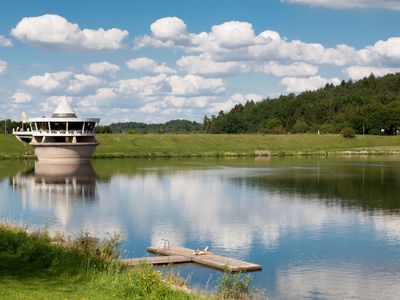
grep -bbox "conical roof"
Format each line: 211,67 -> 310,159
52,97 -> 77,118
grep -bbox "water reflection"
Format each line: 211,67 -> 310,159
2,158 -> 400,299
10,162 -> 97,227
276,262 -> 400,299
234,162 -> 400,212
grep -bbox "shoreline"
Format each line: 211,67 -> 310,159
0,221 -> 208,299
3,149 -> 400,160
1,133 -> 400,160
93,149 -> 400,158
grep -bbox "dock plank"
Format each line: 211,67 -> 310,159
122,255 -> 191,266
147,246 -> 262,272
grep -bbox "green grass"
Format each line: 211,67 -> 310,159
0,135 -> 34,159
0,223 -> 204,300
94,133 -> 400,158
2,133 -> 400,159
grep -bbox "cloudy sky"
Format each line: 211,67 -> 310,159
0,0 -> 400,124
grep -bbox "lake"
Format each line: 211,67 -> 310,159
1,157 -> 400,299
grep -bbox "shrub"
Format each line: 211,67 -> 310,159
319,123 -> 336,134
268,126 -> 287,135
74,231 -> 122,260
291,120 -> 309,133
217,269 -> 252,300
341,127 -> 356,138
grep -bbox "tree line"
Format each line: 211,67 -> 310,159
0,120 -> 23,134
103,119 -> 202,134
202,73 -> 400,135
0,119 -> 201,134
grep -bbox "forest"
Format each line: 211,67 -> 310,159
106,119 -> 201,133
203,73 -> 400,135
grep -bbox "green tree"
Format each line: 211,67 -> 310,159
291,120 -> 309,133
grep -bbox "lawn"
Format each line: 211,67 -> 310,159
94,133 -> 400,157
0,135 -> 34,159
1,133 -> 400,159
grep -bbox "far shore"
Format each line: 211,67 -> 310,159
1,133 -> 400,160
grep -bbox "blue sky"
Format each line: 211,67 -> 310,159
1,0 -> 400,124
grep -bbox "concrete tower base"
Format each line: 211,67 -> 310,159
32,142 -> 98,163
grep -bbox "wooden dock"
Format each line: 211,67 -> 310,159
147,245 -> 262,272
122,255 -> 191,266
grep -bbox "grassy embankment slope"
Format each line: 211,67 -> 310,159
0,135 -> 34,159
93,134 -> 400,157
0,222 -> 204,300
1,133 -> 400,159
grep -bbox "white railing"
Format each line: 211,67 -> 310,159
32,130 -> 96,135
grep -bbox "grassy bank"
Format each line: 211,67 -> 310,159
0,135 -> 34,159
1,133 -> 400,159
0,222 -> 205,299
95,134 -> 400,157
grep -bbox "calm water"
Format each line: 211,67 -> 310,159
1,157 -> 400,299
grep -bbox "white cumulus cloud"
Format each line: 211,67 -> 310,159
126,57 -> 175,74
136,16 -> 400,81
209,93 -> 263,113
135,18 -> 360,67
261,61 -> 319,77
211,21 -> 255,48
166,75 -> 225,96
177,54 -> 243,76
84,61 -> 120,77
0,60 -> 7,74
163,95 -> 187,108
359,37 -> 400,64
115,74 -> 168,97
282,0 -> 400,11
24,71 -> 72,93
281,76 -> 340,93
24,71 -> 102,95
0,35 -> 12,47
11,91 -> 32,103
345,66 -> 400,80
66,74 -> 102,95
79,87 -> 117,108
150,16 -> 187,39
75,71 -> 229,122
140,101 -> 164,113
11,14 -> 128,51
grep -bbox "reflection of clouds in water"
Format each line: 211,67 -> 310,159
151,224 -> 184,247
54,199 -> 72,227
372,214 -> 400,245
8,163 -> 119,236
98,169 -> 400,256
15,176 -> 91,227
276,263 -> 400,299
110,169 -> 361,255
248,192 -> 362,251
209,224 -> 252,257
260,224 -> 280,250
10,165 -> 400,255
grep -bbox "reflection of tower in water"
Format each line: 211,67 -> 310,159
11,162 -> 97,227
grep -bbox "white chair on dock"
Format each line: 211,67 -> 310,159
156,239 -> 170,250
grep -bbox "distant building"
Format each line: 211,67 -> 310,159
13,97 -> 100,163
